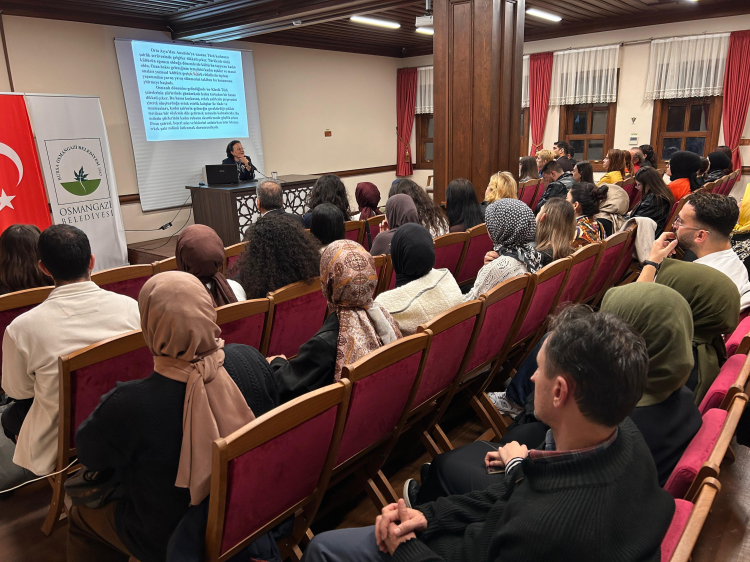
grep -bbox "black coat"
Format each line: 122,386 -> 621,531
535,172 -> 575,214
222,157 -> 255,182
628,193 -> 673,237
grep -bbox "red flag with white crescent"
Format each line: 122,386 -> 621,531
0,95 -> 52,234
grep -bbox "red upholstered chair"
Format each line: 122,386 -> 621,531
153,256 -> 177,273
664,393 -> 747,500
204,382 -> 351,562
664,195 -> 691,235
433,232 -> 469,275
724,314 -> 750,357
261,278 -> 327,358
455,224 -> 493,286
224,241 -> 248,275
518,179 -> 540,208
698,353 -> 750,415
661,478 -> 720,562
344,220 -> 366,245
91,264 -> 154,300
332,332 -> 431,509
362,215 -> 385,252
609,222 -> 638,287
580,230 -> 630,306
620,176 -> 637,206
379,255 -> 398,293
215,298 -> 270,350
44,329 -> 152,535
371,254 -> 387,298
556,243 -> 603,310
701,180 -> 717,195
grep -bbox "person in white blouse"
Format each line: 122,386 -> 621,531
0,225 -> 141,490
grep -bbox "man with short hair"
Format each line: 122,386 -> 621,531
669,191 -> 750,310
256,179 -> 305,226
534,160 -> 575,214
302,305 -> 674,562
630,148 -> 650,173
564,144 -> 577,168
0,225 -> 140,488
553,140 -> 574,172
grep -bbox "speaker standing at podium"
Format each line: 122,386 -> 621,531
222,140 -> 256,182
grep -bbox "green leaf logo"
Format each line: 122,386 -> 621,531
61,166 -> 100,196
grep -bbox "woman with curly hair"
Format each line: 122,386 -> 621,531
303,174 -> 351,228
389,179 -> 449,237
235,216 -> 321,300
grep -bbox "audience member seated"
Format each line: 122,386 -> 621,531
666,151 -> 702,201
310,203 -> 346,252
518,156 -> 538,183
175,224 -> 244,305
269,240 -> 401,403
303,174 -> 351,228
630,147 -> 651,173
256,179 -> 304,226
375,224 -> 463,335
352,182 -> 382,220
0,225 -> 140,491
706,150 -> 733,183
370,194 -> 420,256
480,172 -> 517,217
595,183 -> 629,236
305,305 -> 673,562
624,149 -> 635,178
572,160 -> 594,184
0,224 -> 52,295
552,140 -> 574,172
673,191 -> 750,310
731,183 -> 750,276
597,149 -> 626,186
640,144 -> 658,169
535,149 -> 554,177
627,167 -> 675,237
565,144 -> 577,167
446,178 -> 484,233
390,179 -> 449,237
534,198 -> 576,265
534,160 -> 575,214
715,145 -> 735,169
568,182 -> 608,248
236,216 -> 320,300
696,157 -> 710,187
67,272 -> 266,562
464,200 -> 543,302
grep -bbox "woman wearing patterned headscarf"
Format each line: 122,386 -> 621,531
464,200 -> 542,302
270,240 -> 402,403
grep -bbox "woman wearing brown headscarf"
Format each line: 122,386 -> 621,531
353,182 -> 382,221
270,240 -> 402,403
69,272 -> 275,562
369,194 -> 420,256
175,224 -> 244,305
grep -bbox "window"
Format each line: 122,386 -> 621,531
650,97 -> 722,166
520,108 -> 530,158
558,103 -> 617,171
415,113 -> 434,169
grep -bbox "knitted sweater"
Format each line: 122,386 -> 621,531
375,269 -> 464,334
392,419 -> 673,562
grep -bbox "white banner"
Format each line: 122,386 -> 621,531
24,94 -> 128,272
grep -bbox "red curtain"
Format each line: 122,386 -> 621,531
529,52 -> 554,156
396,67 -> 417,176
722,30 -> 750,170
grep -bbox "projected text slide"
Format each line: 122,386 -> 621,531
132,41 -> 249,141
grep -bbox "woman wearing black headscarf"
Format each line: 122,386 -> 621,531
375,224 -> 463,335
667,150 -> 703,200
706,150 -> 733,182
369,194 -> 420,256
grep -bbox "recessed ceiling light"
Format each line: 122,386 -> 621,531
526,8 -> 562,22
416,27 -> 434,35
350,15 -> 401,29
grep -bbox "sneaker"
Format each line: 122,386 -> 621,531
402,478 -> 420,509
487,391 -> 523,418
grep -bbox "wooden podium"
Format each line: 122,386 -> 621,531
186,174 -> 319,246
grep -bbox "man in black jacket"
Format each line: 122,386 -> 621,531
553,140 -> 575,172
534,161 -> 576,214
302,305 -> 674,562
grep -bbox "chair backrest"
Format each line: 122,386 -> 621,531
224,241 -> 248,273
455,224 -> 493,285
378,255 -> 397,293
414,300 -> 483,409
215,298 -> 270,350
698,353 -> 749,414
701,180 -> 717,194
362,215 -> 385,252
518,179 -> 540,208
557,243 -> 603,308
334,332 -> 430,468
433,232 -> 470,275
513,257 -> 572,346
464,275 -> 533,378
91,264 -> 154,300
662,478 -> 720,562
606,222 -> 638,289
153,256 -> 177,273
620,177 -> 636,200
344,220 -> 366,245
205,382 -> 351,562
581,230 -> 630,304
530,179 -> 546,210
0,286 -> 55,373
725,314 -> 750,358
261,278 -> 327,358
664,194 -> 691,234
372,254 -> 387,298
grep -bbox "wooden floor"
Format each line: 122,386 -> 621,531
2,415 -> 749,562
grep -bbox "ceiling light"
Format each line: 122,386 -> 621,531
416,27 -> 434,35
526,8 -> 562,22
350,15 -> 401,29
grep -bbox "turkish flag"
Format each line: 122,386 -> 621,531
0,95 -> 52,234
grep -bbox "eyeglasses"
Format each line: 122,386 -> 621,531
672,215 -> 710,233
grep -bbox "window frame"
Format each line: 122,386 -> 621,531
649,96 -> 722,167
558,102 -> 617,172
415,113 -> 434,170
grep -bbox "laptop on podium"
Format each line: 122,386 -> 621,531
205,165 -> 240,185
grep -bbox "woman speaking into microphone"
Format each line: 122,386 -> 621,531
223,140 -> 256,181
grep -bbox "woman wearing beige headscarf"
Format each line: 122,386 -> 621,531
68,272 -> 275,562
